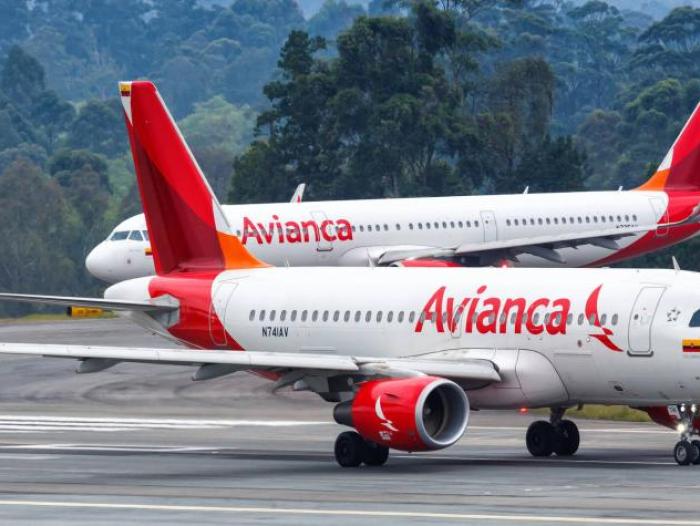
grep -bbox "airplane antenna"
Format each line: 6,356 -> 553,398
523,186 -> 529,194
672,256 -> 681,273
284,257 -> 290,268
618,186 -> 623,191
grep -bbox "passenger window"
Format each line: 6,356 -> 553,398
442,221 -> 447,229
530,218 -> 535,225
368,225 -> 373,232
409,312 -> 416,323
632,214 -> 637,221
458,221 -> 463,228
312,310 -> 319,322
514,219 -> 519,226
434,222 -> 439,229
426,223 -> 431,229
280,310 -> 287,322
600,313 -> 607,325
384,224 -> 388,231
344,311 -> 350,322
270,310 -> 276,322
376,224 -> 380,231
110,231 -> 129,241
474,221 -> 479,227
355,311 -> 361,322
506,219 -> 511,226
578,313 -> 584,325
259,310 -> 266,321
588,314 -> 596,324
466,221 -> 471,227
585,216 -> 590,223
689,310 -> 700,327
418,223 -> 423,229
409,223 -> 414,230
566,313 -> 572,325
333,311 -> 339,322
450,221 -> 455,228
322,311 -> 329,322
553,218 -> 558,225
365,311 -> 372,322
291,310 -> 297,322
612,314 -> 618,325
538,218 -> 543,225
624,215 -> 629,221
249,310 -> 255,321
359,225 -> 365,232
301,310 -> 308,322
387,311 -> 393,323
376,311 -> 383,322
396,224 -> 401,230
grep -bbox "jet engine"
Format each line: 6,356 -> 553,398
333,376 -> 469,451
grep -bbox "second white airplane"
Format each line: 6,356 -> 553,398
86,99 -> 700,282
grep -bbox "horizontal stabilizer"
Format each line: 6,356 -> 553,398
0,293 -> 176,312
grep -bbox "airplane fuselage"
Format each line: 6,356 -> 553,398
88,189 -> 700,282
107,266 -> 700,409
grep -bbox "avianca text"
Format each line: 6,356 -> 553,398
242,216 -> 353,245
415,286 -> 571,336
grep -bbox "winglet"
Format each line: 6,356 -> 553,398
638,102 -> 700,191
120,81 -> 268,274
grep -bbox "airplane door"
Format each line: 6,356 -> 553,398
311,211 -> 333,252
210,281 -> 238,347
480,210 -> 498,242
649,197 -> 668,236
627,286 -> 665,355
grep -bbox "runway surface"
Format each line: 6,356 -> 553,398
0,318 -> 696,525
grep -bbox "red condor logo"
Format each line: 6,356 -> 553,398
414,284 -> 622,351
241,216 -> 354,245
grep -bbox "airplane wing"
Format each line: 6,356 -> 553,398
290,183 -> 306,203
0,293 -> 177,312
0,343 -> 501,386
378,211 -> 700,266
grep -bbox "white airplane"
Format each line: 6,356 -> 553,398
3,81 -> 700,468
85,99 -> 700,283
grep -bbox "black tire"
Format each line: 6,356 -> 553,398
362,440 -> 389,466
553,419 -> 580,456
335,431 -> 365,467
691,440 -> 700,465
674,440 -> 694,466
526,420 -> 555,457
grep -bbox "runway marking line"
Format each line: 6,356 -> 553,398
0,499 -> 695,524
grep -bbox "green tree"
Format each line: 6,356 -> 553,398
67,99 -> 127,157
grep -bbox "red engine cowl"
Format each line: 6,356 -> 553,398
334,376 -> 469,451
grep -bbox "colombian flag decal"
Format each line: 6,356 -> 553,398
119,82 -> 131,97
682,339 -> 700,353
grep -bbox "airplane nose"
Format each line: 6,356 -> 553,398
85,243 -> 114,283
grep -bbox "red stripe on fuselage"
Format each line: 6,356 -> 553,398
148,273 -> 243,351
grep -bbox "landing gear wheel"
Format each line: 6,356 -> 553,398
553,419 -> 580,456
526,420 -> 555,457
692,440 -> 700,465
335,431 -> 365,467
674,440 -> 695,466
362,440 -> 389,466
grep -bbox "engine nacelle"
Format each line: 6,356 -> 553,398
333,376 -> 469,451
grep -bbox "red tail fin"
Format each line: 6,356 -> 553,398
638,103 -> 700,191
120,81 -> 267,275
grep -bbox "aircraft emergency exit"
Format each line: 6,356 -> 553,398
85,97 -> 700,283
3,81 -> 700,468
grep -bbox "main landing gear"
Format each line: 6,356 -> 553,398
673,403 -> 700,466
334,431 -> 390,467
526,407 -> 580,457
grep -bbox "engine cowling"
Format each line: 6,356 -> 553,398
333,376 -> 469,451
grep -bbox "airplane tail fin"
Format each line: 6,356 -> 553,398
638,102 -> 700,192
119,81 -> 267,275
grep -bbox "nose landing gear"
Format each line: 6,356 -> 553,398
525,407 -> 580,457
673,403 -> 700,466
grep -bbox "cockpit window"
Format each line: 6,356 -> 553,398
110,231 -> 129,241
690,309 -> 700,327
142,230 -> 150,241
129,230 -> 143,241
